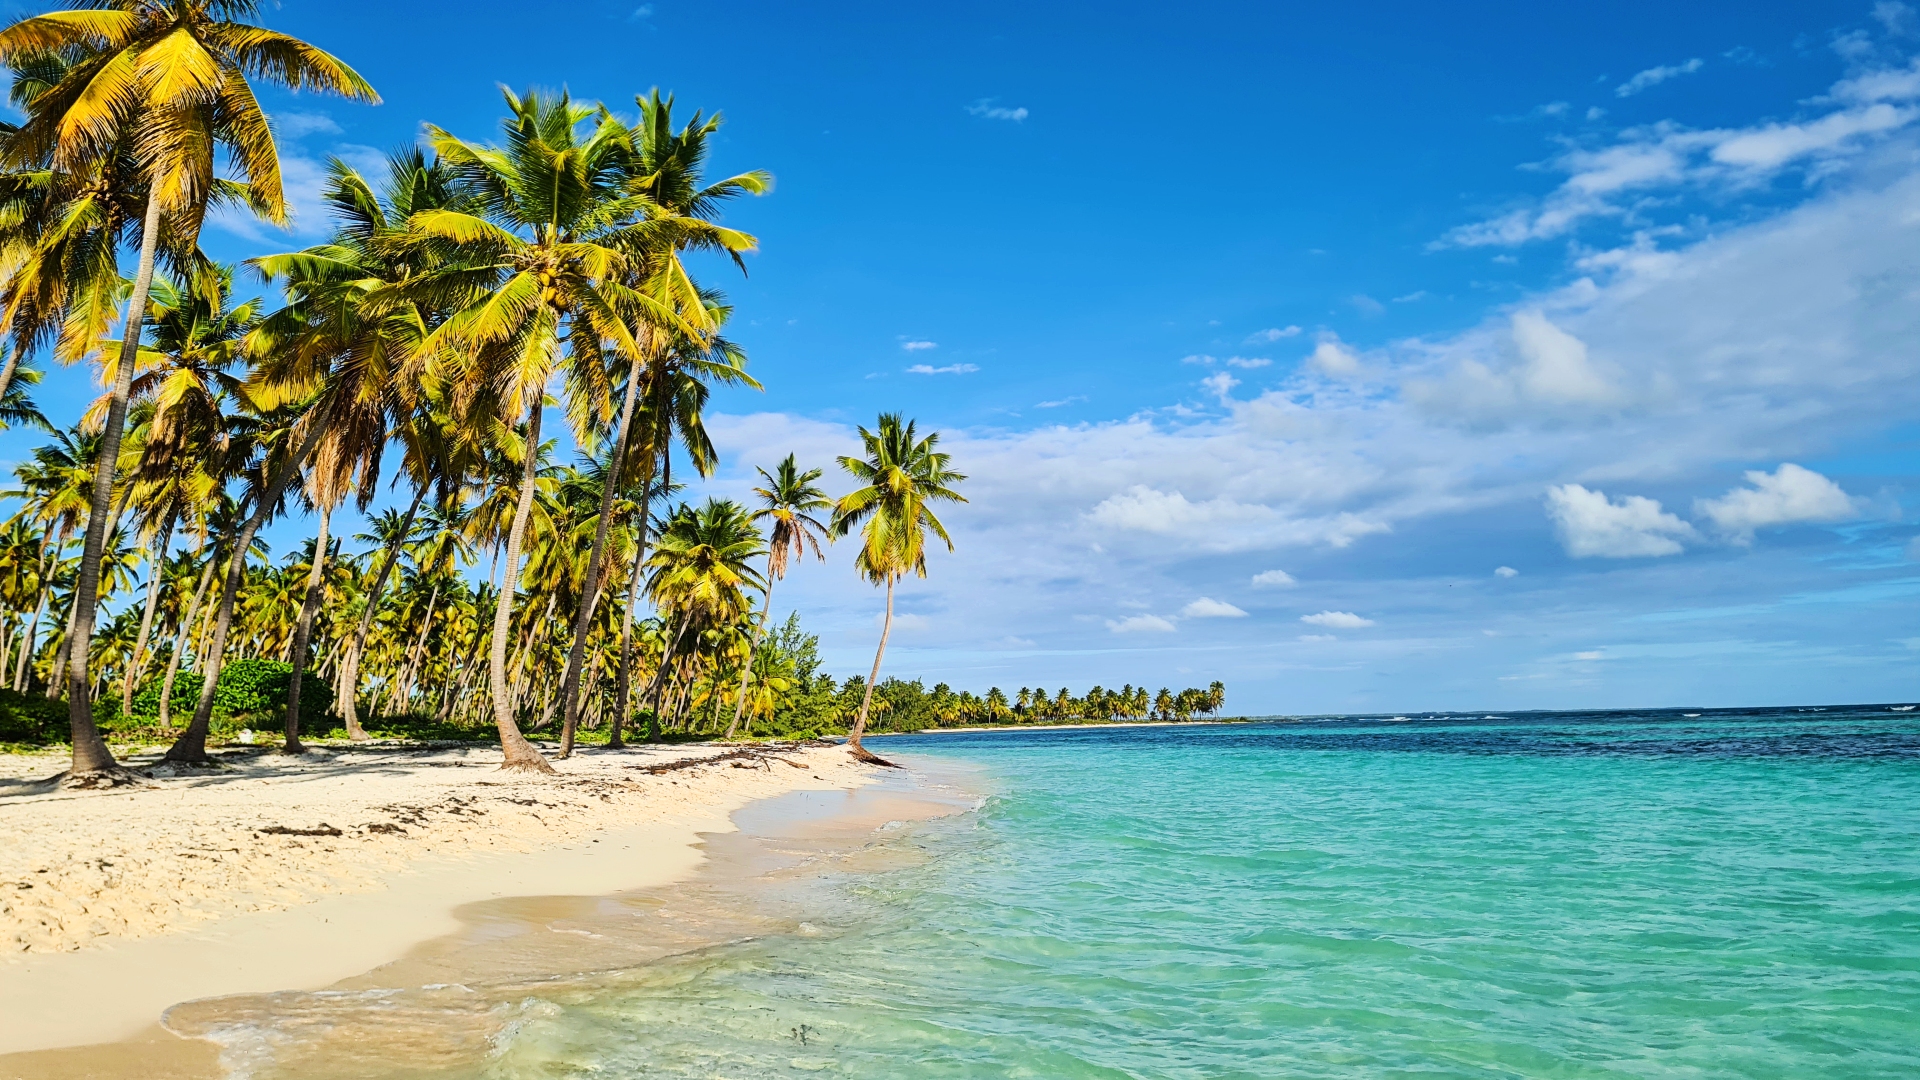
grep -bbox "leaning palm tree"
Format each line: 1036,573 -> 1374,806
831,414 -> 966,762
724,455 -> 829,739
0,0 -> 377,782
401,88 -> 708,772
554,89 -> 767,757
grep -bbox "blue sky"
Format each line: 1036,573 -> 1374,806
4,0 -> 1917,713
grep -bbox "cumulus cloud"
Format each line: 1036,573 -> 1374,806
1107,614 -> 1177,634
1301,611 -> 1375,628
1616,58 -> 1704,97
967,100 -> 1029,121
1248,326 -> 1302,342
1406,310 -> 1617,421
1200,371 -> 1240,401
1546,484 -> 1696,557
1694,463 -> 1856,540
1306,334 -> 1363,377
1181,597 -> 1249,618
1495,566 -> 1519,577
906,363 -> 978,375
1252,569 -> 1297,587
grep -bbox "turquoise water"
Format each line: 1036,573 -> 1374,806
491,707 -> 1920,1078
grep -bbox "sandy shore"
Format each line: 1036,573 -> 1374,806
0,740 -> 874,1055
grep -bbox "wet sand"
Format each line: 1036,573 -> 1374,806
0,753 -> 979,1079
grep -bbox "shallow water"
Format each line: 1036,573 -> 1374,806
46,705 -> 1918,1078
473,706 -> 1920,1078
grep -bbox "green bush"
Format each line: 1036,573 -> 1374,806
0,688 -> 66,746
127,658 -> 330,722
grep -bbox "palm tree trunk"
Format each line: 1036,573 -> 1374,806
46,593 -> 78,701
0,347 -> 21,412
339,483 -> 426,741
62,194 -> 164,782
642,611 -> 689,743
166,420 -> 327,764
608,513 -> 650,750
559,351 -> 644,758
120,513 -> 175,716
14,576 -> 46,692
486,407 -> 555,773
157,544 -> 215,734
392,581 -> 440,713
282,505 -> 332,753
847,577 -> 897,764
725,568 -> 777,739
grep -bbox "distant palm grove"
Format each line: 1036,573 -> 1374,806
0,2 -> 1225,782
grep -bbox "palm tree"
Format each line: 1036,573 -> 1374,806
0,0 -> 376,781
830,414 -> 966,761
554,89 -> 767,756
401,88 -> 715,773
725,455 -> 829,739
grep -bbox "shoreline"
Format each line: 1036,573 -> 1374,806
869,717 -> 1262,736
0,741 -> 877,1056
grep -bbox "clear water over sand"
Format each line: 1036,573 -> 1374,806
475,706 -> 1920,1077
61,705 -> 1918,1078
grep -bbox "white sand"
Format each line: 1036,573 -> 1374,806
0,740 -> 873,1055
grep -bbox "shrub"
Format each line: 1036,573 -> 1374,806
127,658 -> 330,722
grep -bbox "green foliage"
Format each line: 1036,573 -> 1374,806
126,658 -> 331,722
0,688 -> 66,749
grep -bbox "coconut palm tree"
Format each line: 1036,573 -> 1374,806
830,414 -> 966,761
0,0 -> 377,781
399,88 -> 720,773
554,89 -> 767,757
725,455 -> 829,739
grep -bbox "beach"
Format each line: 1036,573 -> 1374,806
0,741 -> 879,1060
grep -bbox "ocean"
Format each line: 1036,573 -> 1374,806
186,706 -> 1920,1077
468,705 -> 1920,1077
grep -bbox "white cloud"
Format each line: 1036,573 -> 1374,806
1298,634 -> 1336,642
1181,597 -> 1249,618
1406,310 -> 1616,420
1573,650 -> 1607,660
906,363 -> 979,375
967,100 -> 1029,122
1351,293 -> 1386,315
1302,611 -> 1375,628
1440,57 -> 1920,249
1183,354 -> 1271,369
883,612 -> 932,632
1107,614 -> 1176,634
1200,371 -> 1240,401
1874,1 -> 1916,36
271,110 -> 342,138
1252,569 -> 1297,587
1694,463 -> 1856,540
1546,484 -> 1696,558
1306,335 -> 1363,377
1393,290 -> 1429,303
1035,395 -> 1087,408
1495,566 -> 1519,578
1248,326 -> 1302,343
901,340 -> 938,351
1616,58 -> 1703,97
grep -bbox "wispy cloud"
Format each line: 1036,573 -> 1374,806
900,339 -> 938,351
629,4 -> 654,20
1107,614 -> 1176,634
1247,326 -> 1302,343
906,363 -> 979,375
271,111 -> 341,138
1181,597 -> 1249,618
1495,566 -> 1519,578
1036,395 -> 1088,408
1301,611 -> 1375,629
967,99 -> 1029,122
1616,58 -> 1703,97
